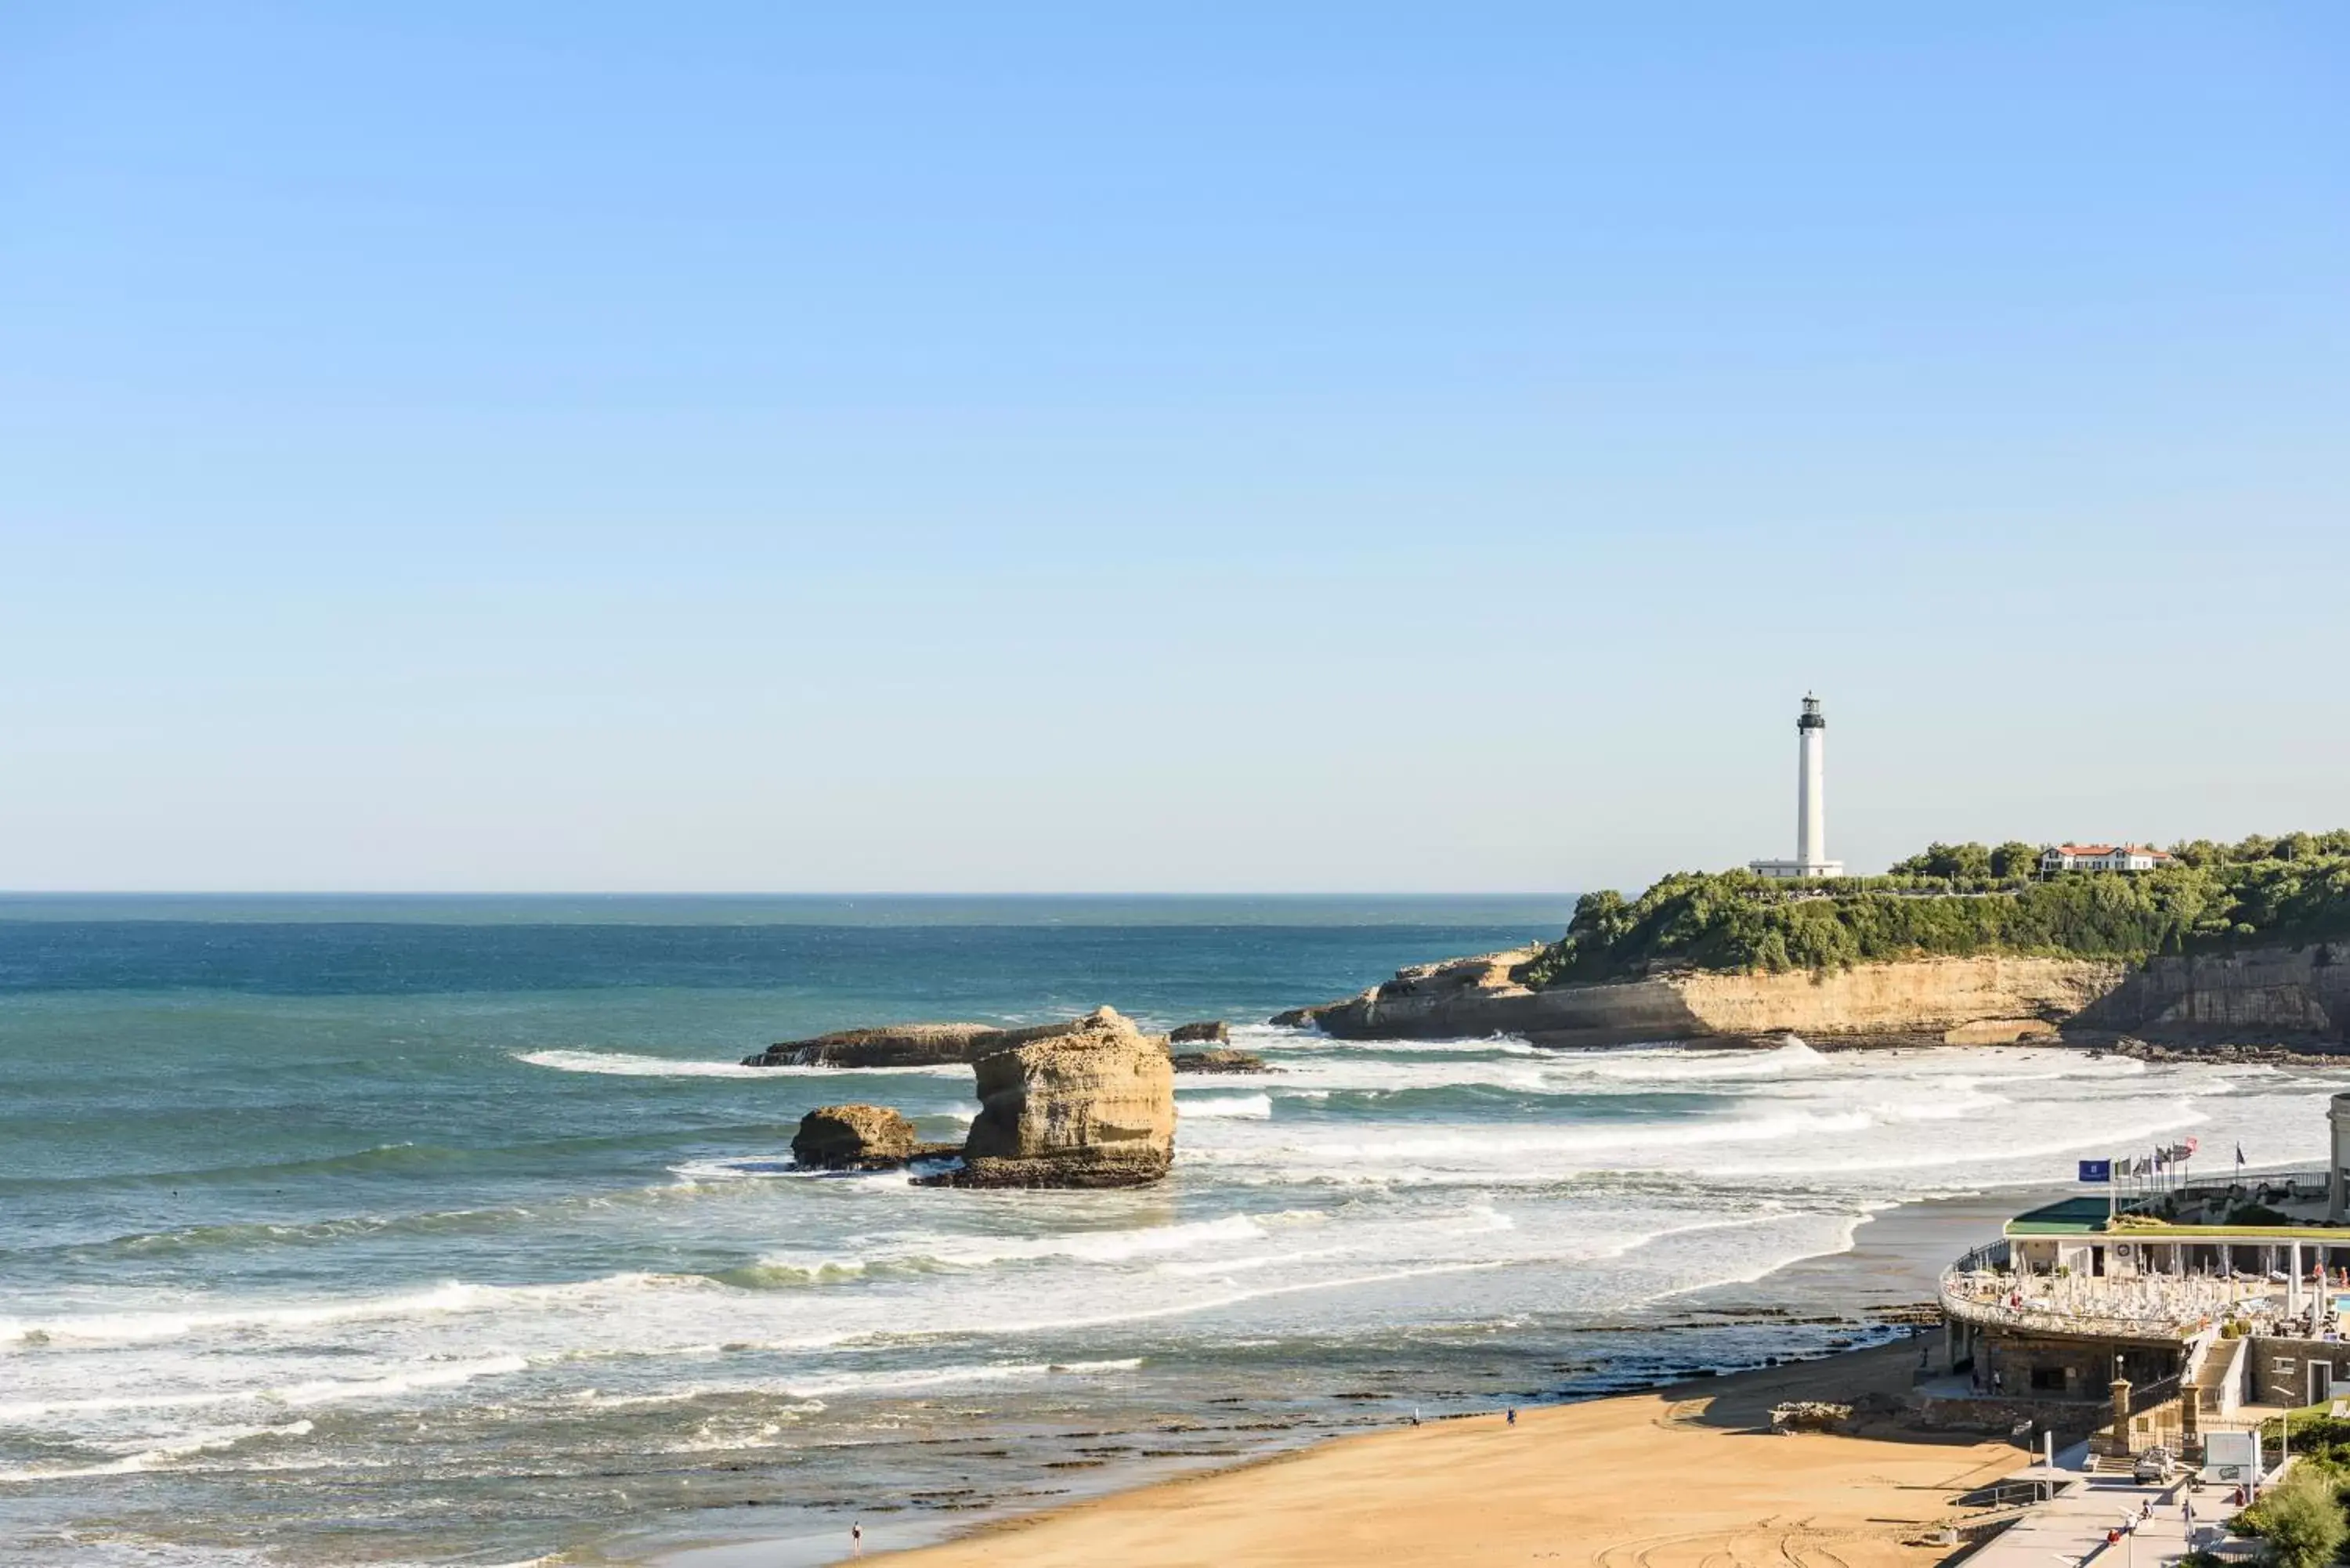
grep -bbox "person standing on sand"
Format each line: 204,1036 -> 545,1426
851,1521 -> 863,1558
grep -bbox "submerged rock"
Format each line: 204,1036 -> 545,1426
1170,1049 -> 1269,1075
790,1104 -> 918,1169
1168,1021 -> 1229,1045
926,1006 -> 1175,1188
743,1023 -> 997,1069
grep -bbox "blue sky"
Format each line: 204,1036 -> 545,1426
1,3 -> 2344,892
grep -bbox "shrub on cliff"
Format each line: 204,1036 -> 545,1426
2232,1466 -> 2348,1568
1520,844 -> 2350,983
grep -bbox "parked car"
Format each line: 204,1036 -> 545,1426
2133,1447 -> 2175,1483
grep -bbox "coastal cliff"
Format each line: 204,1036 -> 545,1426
2084,943 -> 2350,1041
1283,943 -> 2350,1050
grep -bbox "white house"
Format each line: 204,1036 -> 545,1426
2039,843 -> 2178,874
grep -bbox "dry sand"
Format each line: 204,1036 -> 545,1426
873,1342 -> 2025,1568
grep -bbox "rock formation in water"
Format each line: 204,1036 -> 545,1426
747,1013 -> 1187,1070
790,1104 -> 920,1169
1278,941 -> 2350,1051
926,1006 -> 1175,1188
743,1023 -> 999,1069
1170,1048 -> 1270,1074
1168,1021 -> 1229,1044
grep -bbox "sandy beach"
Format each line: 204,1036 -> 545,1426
873,1340 -> 2024,1568
651,1190 -> 2058,1568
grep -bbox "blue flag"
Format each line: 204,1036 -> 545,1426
2078,1158 -> 2112,1183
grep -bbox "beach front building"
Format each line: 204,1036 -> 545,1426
1936,1102 -> 2350,1463
2038,844 -> 2178,873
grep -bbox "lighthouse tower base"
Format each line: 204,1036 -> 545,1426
1748,857 -> 1846,880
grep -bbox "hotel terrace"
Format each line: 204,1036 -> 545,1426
1931,1093 -> 2350,1464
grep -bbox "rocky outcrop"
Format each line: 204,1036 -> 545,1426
1169,1021 -> 1229,1044
790,1104 -> 920,1169
1170,1048 -> 1270,1074
2111,1039 -> 2350,1066
743,1013 -> 1185,1069
1282,940 -> 2350,1050
926,1006 -> 1175,1188
1285,950 -> 2124,1048
743,1023 -> 999,1069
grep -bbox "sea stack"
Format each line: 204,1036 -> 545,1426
790,1104 -> 920,1169
932,1006 -> 1176,1188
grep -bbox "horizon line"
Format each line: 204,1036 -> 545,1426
0,888 -> 1584,899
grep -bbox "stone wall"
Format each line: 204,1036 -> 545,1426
2247,1335 -> 2350,1407
1972,1330 -> 2176,1401
1903,1393 -> 2105,1440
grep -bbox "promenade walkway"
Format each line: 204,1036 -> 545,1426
1965,1443 -> 2253,1568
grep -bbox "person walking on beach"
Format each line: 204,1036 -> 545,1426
1507,1407 -> 1517,1426
851,1521 -> 863,1558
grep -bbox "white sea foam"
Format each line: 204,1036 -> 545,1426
1229,1024 -> 1538,1056
1582,1038 -> 1826,1080
0,1418 -> 315,1483
272,1353 -> 530,1407
515,1049 -> 779,1078
1178,1093 -> 1273,1118
0,1280 -> 490,1349
515,1049 -> 969,1079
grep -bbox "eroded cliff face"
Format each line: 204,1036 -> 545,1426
2084,944 -> 2350,1042
1670,957 -> 2123,1043
1287,944 -> 2350,1050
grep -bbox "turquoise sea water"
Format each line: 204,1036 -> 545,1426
1,898 -> 2336,1566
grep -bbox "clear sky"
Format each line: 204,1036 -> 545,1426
2,3 -> 2344,894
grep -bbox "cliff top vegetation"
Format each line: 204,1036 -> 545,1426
1520,833 -> 2350,985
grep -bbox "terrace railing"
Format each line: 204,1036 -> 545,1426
1938,1244 -> 2246,1340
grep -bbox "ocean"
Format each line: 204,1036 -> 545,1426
0,897 -> 2337,1567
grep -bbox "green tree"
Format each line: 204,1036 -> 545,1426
2168,838 -> 2225,869
1889,842 -> 1994,880
1990,841 -> 2041,879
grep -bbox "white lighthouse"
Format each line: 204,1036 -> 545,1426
1749,694 -> 1846,880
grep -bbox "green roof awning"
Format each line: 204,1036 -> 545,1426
2005,1197 -> 2113,1235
